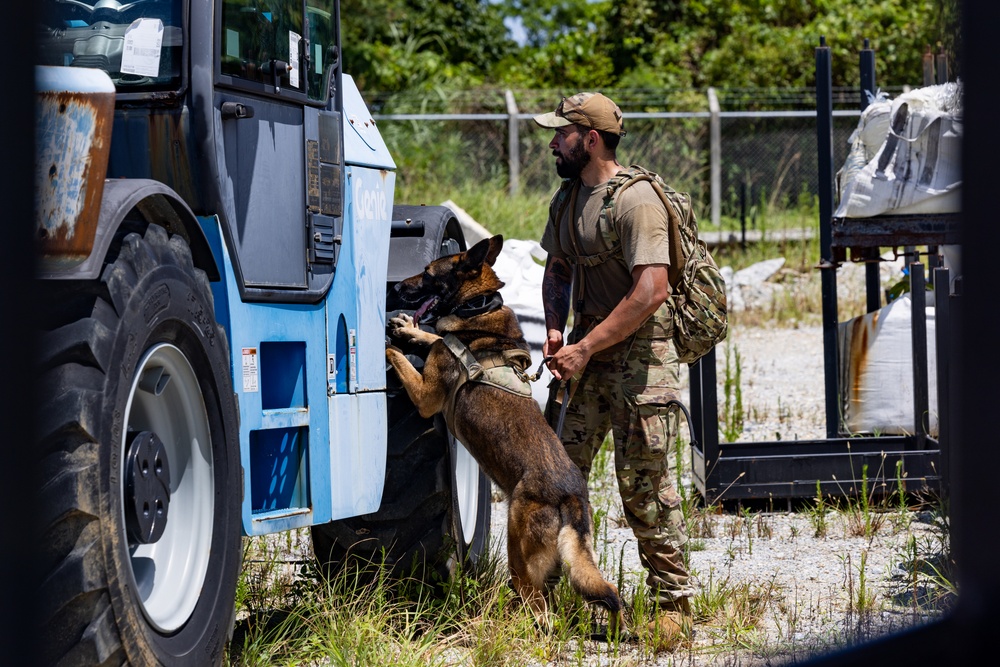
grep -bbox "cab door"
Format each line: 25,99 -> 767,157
215,0 -> 340,299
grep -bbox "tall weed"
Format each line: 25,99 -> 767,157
721,343 -> 745,442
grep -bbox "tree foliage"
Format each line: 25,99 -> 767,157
493,1 -> 615,90
339,0 -> 961,94
339,0 -> 516,91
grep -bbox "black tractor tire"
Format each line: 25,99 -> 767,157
35,223 -> 242,666
311,365 -> 491,584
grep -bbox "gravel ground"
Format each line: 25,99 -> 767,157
487,320 -> 950,666
709,324 -> 828,443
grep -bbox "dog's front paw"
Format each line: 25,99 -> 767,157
388,313 -> 420,340
389,312 -> 414,329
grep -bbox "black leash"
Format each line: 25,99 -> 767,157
525,355 -> 572,439
665,398 -> 699,449
527,354 -> 552,382
555,378 -> 571,439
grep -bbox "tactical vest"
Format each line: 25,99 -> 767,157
440,333 -> 534,433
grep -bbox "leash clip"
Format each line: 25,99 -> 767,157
526,355 -> 554,383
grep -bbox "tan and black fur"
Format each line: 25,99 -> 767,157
385,235 -> 622,633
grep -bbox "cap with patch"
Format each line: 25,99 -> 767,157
533,92 -> 626,137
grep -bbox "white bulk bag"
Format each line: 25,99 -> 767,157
836,93 -> 892,203
837,294 -> 938,436
835,82 -> 962,218
492,239 -> 554,412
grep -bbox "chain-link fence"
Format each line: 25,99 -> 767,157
371,86 -> 907,225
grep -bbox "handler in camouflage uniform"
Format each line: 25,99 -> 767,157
534,92 -> 695,647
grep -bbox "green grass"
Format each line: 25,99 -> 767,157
396,178 -> 553,244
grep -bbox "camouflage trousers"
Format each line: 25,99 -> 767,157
546,326 -> 695,605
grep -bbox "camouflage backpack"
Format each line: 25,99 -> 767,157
558,165 -> 728,364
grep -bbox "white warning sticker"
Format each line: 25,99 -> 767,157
121,18 -> 164,78
348,329 -> 357,389
242,347 -> 259,393
289,31 -> 301,89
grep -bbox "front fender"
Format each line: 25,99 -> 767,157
37,179 -> 220,281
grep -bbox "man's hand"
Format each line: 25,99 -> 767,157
543,328 -> 564,358
547,339 -> 591,381
543,327 -> 580,380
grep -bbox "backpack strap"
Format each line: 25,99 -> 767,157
590,166 -> 690,290
551,177 -> 577,238
566,165 -> 661,269
556,165 -> 685,314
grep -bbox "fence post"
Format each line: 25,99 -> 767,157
505,89 -> 520,197
816,36 -> 842,440
708,87 -> 721,226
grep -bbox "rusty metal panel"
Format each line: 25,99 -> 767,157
34,66 -> 116,267
843,308 -> 880,410
831,213 -> 961,250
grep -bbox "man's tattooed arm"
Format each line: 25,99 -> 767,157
542,255 -> 573,335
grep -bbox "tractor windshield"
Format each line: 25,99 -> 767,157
38,0 -> 183,92
220,0 -> 337,102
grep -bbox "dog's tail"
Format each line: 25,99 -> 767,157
557,499 -> 622,616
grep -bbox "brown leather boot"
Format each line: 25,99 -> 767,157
644,597 -> 693,651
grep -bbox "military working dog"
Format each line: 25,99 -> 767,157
385,234 -> 622,633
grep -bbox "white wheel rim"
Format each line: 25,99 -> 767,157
454,439 -> 480,546
121,343 -> 214,632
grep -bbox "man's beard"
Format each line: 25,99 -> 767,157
555,140 -> 590,179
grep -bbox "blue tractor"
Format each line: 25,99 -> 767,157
34,1 -> 491,664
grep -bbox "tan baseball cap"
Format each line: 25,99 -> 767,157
533,92 -> 626,137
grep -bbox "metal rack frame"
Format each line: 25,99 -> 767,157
688,39 -> 958,504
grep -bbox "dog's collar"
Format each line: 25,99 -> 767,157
450,291 -> 504,319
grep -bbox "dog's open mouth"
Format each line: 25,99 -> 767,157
412,296 -> 440,324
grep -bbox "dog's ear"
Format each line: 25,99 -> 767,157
464,235 -> 503,270
485,235 -> 504,266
